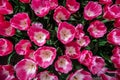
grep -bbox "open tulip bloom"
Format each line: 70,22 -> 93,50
1,0 -> 120,80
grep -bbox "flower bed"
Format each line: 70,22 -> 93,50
0,0 -> 120,80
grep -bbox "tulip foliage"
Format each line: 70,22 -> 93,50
0,0 -> 120,80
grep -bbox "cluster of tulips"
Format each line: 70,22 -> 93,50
0,0 -> 120,80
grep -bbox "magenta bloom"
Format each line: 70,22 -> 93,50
27,23 -> 50,46
31,0 -> 50,17
0,21 -> 16,37
0,0 -> 13,15
99,0 -> 112,5
78,50 -> 93,67
84,1 -> 102,20
19,0 -> 30,3
88,56 -> 105,75
107,29 -> 120,46
67,69 -> 92,80
49,0 -> 58,10
87,20 -> 107,38
15,39 -> 31,55
114,18 -> 120,28
116,0 -> 120,4
34,46 -> 56,68
75,24 -> 85,39
66,0 -> 80,13
103,4 -> 120,20
65,42 -> 81,59
76,36 -> 90,47
57,22 -> 76,44
0,38 -> 13,56
14,59 -> 37,80
34,71 -> 58,80
54,55 -> 72,74
24,50 -> 35,61
111,46 -> 120,68
0,14 -> 4,22
53,6 -> 71,23
10,12 -> 31,30
0,65 -> 15,80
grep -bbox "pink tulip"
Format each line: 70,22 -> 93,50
67,69 -> 92,80
49,0 -> 58,10
10,12 -> 31,30
84,1 -> 102,20
99,0 -> 112,5
0,38 -> 13,56
57,22 -> 76,44
87,20 -> 107,38
53,6 -> 71,23
54,55 -> 72,74
78,50 -> 93,67
34,71 -> 58,80
0,0 -> 13,15
76,35 -> 90,47
107,29 -> 120,46
66,0 -> 80,13
114,18 -> 120,28
15,39 -> 31,55
31,0 -> 50,17
103,4 -> 120,20
65,42 -> 81,59
19,0 -> 30,3
0,65 -> 15,80
88,56 -> 105,75
24,50 -> 35,61
0,21 -> 16,37
27,23 -> 50,46
75,24 -> 85,39
34,46 -> 56,68
14,59 -> 37,80
111,46 -> 120,68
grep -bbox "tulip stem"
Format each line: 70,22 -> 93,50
7,52 -> 15,64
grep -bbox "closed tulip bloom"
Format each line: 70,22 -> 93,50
66,0 -> 80,13
87,20 -> 107,38
0,0 -> 13,15
53,6 -> 71,23
88,56 -> 105,75
0,38 -> 13,56
15,39 -> 32,55
103,4 -> 120,20
31,0 -> 50,17
78,50 -> 93,67
10,12 -> 31,30
0,65 -> 15,80
111,46 -> 120,68
0,21 -> 16,37
107,29 -> 120,46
